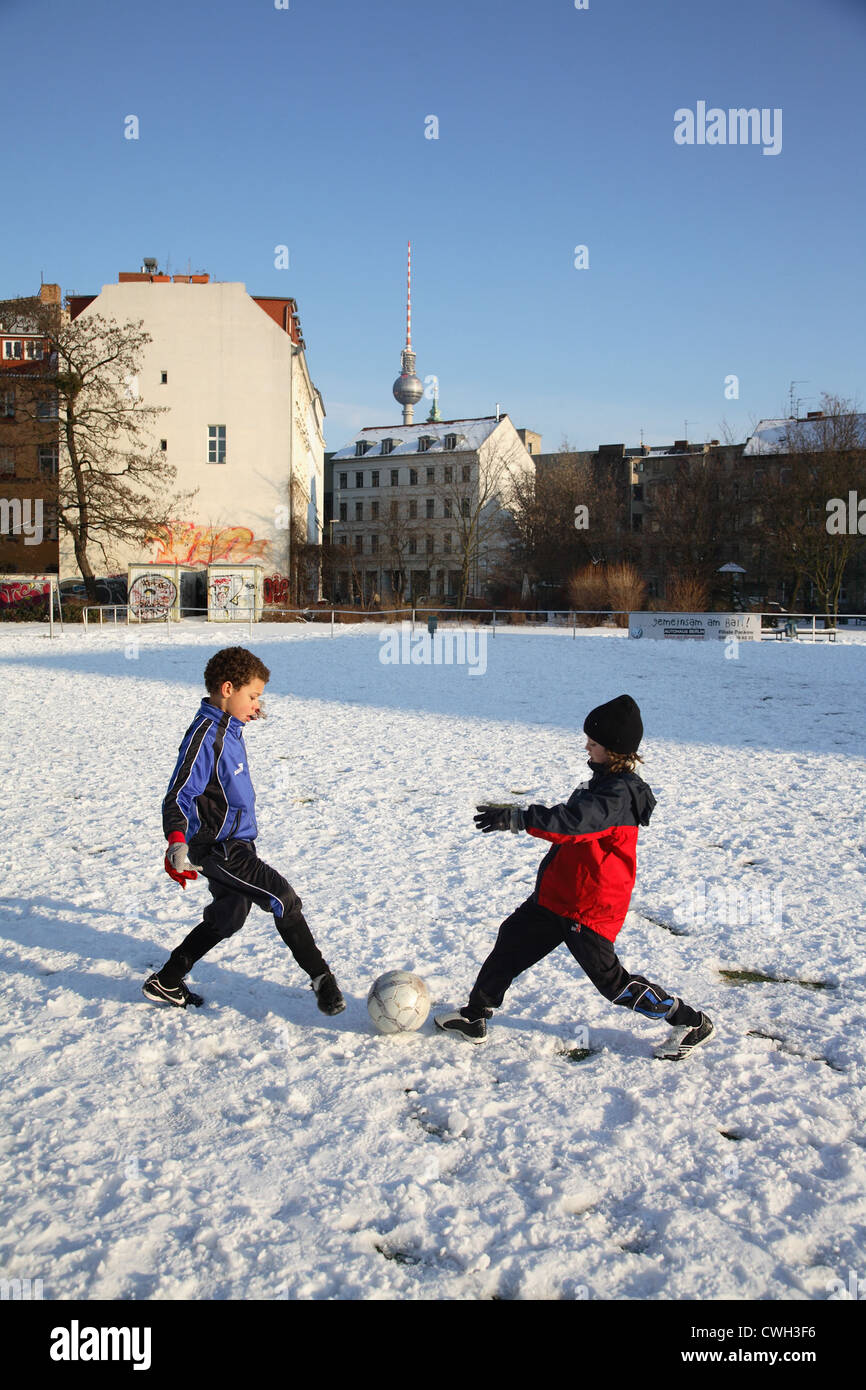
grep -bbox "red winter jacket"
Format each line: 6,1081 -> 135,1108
520,765 -> 657,941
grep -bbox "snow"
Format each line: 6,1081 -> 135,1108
330,417 -> 499,458
1,620 -> 865,1302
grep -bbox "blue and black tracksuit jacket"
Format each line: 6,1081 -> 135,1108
163,700 -> 258,859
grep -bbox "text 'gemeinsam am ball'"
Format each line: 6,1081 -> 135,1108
367,970 -> 431,1034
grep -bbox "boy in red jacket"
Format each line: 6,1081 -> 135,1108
435,695 -> 713,1061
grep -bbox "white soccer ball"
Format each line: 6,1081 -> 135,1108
367,970 -> 431,1035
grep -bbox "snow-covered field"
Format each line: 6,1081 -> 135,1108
1,620 -> 864,1303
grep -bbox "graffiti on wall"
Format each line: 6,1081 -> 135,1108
210,573 -> 257,615
128,573 -> 177,619
263,573 -> 290,606
147,522 -> 271,566
0,578 -> 50,607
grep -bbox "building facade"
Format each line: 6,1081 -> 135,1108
0,284 -> 63,577
65,266 -> 325,601
326,414 -> 535,604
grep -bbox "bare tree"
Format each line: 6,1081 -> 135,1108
511,445 -> 630,600
767,395 -> 866,619
7,298 -> 192,600
433,436 -> 530,610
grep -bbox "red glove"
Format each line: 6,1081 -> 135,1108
165,831 -> 197,889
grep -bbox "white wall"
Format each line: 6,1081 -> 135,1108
61,280 -> 323,581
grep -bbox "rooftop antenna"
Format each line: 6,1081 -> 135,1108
788,380 -> 809,419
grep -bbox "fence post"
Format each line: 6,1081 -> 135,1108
82,605 -> 88,634
331,608 -> 335,637
411,607 -> 416,635
572,610 -> 576,639
48,577 -> 54,639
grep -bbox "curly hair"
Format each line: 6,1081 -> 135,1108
607,750 -> 644,775
204,647 -> 271,696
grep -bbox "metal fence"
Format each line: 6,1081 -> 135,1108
59,605 -> 866,641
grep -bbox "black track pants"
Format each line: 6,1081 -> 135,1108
467,897 -> 701,1027
159,839 -> 329,985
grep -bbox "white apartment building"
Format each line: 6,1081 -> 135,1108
64,266 -> 325,601
329,414 -> 534,603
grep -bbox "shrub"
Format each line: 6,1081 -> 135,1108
666,571 -> 709,612
567,565 -> 608,625
605,562 -> 647,627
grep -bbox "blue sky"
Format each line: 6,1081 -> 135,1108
2,0 -> 864,452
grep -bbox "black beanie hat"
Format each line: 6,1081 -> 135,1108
583,694 -> 643,754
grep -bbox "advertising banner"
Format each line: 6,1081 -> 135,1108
629,612 -> 761,641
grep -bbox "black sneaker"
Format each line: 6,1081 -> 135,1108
311,971 -> 346,1015
142,973 -> 204,1009
434,1007 -> 489,1044
654,1012 -> 714,1061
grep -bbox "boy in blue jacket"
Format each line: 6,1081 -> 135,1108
143,646 -> 345,1015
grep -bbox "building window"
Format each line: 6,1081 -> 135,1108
444,433 -> 457,450
160,439 -> 167,451
354,535 -> 363,554
24,341 -> 44,360
389,500 -> 398,519
44,504 -> 59,541
339,502 -> 348,521
408,537 -> 417,555
425,498 -> 435,518
355,441 -> 369,457
371,471 -> 379,487
409,468 -> 418,485
461,497 -> 470,517
355,471 -> 364,488
382,439 -> 394,455
160,371 -> 168,384
426,534 -> 434,555
339,472 -> 348,489
443,498 -> 452,519
1,389 -> 14,417
355,502 -> 363,521
337,534 -> 347,547
409,500 -> 418,520
36,398 -> 58,421
426,467 -> 434,484
371,534 -> 379,554
444,533 -> 452,554
444,465 -> 452,483
208,425 -> 226,463
461,464 -> 471,483
3,340 -> 23,359
371,500 -> 379,520
390,468 -> 399,486
0,449 -> 14,476
39,444 -> 59,475
418,436 -> 433,452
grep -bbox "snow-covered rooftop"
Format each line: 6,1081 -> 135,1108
331,416 -> 506,460
744,415 -> 866,456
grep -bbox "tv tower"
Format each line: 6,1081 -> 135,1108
392,240 -> 424,425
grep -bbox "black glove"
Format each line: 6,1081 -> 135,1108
474,804 -> 511,833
